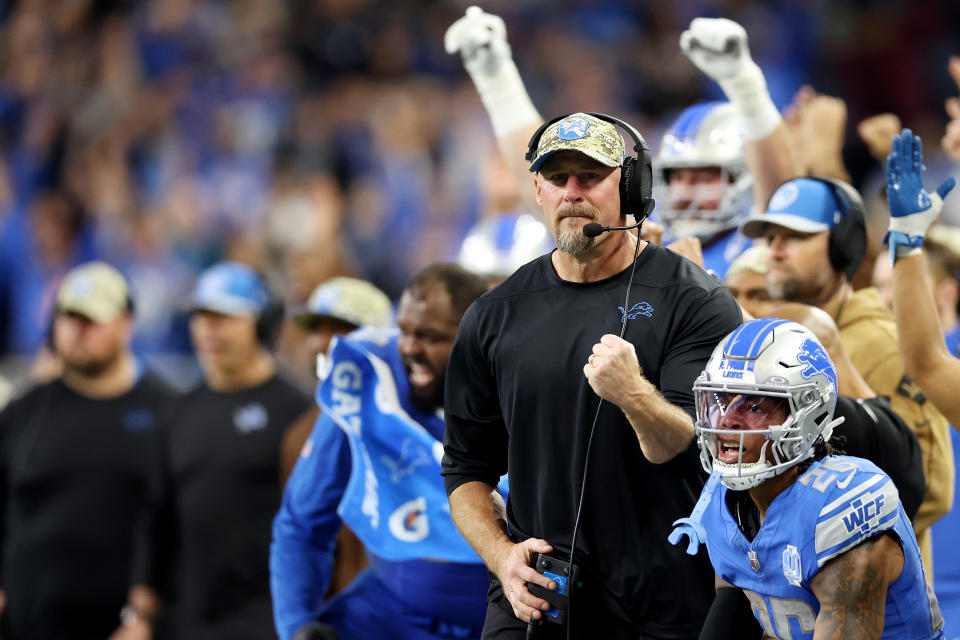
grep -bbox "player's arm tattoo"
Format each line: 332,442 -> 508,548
810,533 -> 903,640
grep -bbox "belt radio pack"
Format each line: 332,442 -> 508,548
527,554 -> 580,625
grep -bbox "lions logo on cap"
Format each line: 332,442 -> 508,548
769,182 -> 800,211
558,115 -> 590,141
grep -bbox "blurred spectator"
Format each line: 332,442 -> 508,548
0,261 -> 174,640
0,0 -> 956,390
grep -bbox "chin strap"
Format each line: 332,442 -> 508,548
669,471 -> 722,555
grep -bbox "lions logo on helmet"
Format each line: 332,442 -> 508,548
694,318 -> 844,491
653,102 -> 754,241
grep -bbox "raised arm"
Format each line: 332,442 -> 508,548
680,18 -> 802,208
784,88 -> 852,183
884,128 -> 960,425
445,6 -> 543,210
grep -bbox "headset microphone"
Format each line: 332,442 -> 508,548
583,217 -> 646,238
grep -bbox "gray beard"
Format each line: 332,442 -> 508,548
556,227 -> 594,256
555,207 -> 597,257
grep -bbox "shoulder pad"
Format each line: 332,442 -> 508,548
799,457 -> 900,568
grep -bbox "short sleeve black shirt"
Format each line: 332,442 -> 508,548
160,374 -> 311,638
0,373 -> 175,640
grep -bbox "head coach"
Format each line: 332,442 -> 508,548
441,113 -> 742,639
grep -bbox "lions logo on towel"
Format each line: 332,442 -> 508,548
558,115 -> 590,140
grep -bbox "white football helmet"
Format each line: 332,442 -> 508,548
694,318 -> 843,490
458,213 -> 554,279
654,101 -> 753,240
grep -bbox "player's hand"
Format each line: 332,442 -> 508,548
492,537 -> 556,623
858,113 -> 903,165
584,334 -> 651,410
942,56 -> 960,163
680,18 -> 752,82
798,92 -> 848,178
886,128 -> 955,239
444,6 -> 513,80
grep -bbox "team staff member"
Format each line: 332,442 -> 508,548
442,114 -> 741,638
0,262 -> 175,640
738,172 -> 953,574
128,261 -> 312,640
271,264 -> 491,640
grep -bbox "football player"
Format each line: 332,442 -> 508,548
653,101 -> 753,276
671,318 -> 943,640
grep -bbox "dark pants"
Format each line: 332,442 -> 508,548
480,578 -> 681,640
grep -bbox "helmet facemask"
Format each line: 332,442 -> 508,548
654,102 -> 753,241
693,319 -> 844,491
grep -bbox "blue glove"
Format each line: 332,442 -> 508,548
884,128 -> 956,263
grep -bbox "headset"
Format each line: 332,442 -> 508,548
524,112 -> 655,221
818,176 -> 867,280
255,285 -> 284,348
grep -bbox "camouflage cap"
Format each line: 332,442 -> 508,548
56,261 -> 131,324
293,277 -> 393,330
529,113 -> 625,172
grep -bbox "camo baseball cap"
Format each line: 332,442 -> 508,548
56,261 -> 131,323
293,277 -> 393,330
528,113 -> 625,173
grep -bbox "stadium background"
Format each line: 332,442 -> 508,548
0,0 -> 958,391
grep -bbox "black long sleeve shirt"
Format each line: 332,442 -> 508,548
443,247 -> 742,638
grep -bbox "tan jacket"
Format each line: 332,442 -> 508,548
836,287 -> 954,575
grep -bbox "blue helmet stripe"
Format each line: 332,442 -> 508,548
724,318 -> 791,362
669,101 -> 726,139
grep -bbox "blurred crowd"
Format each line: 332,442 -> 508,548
0,0 -> 958,391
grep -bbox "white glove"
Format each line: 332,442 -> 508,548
444,6 -> 511,80
444,6 -> 540,137
680,18 -> 780,140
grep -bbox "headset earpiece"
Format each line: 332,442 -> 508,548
807,176 -> 867,279
526,112 -> 654,221
254,279 -> 284,348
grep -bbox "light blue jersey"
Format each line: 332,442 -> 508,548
700,229 -> 752,279
658,226 -> 752,279
701,456 -> 943,639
